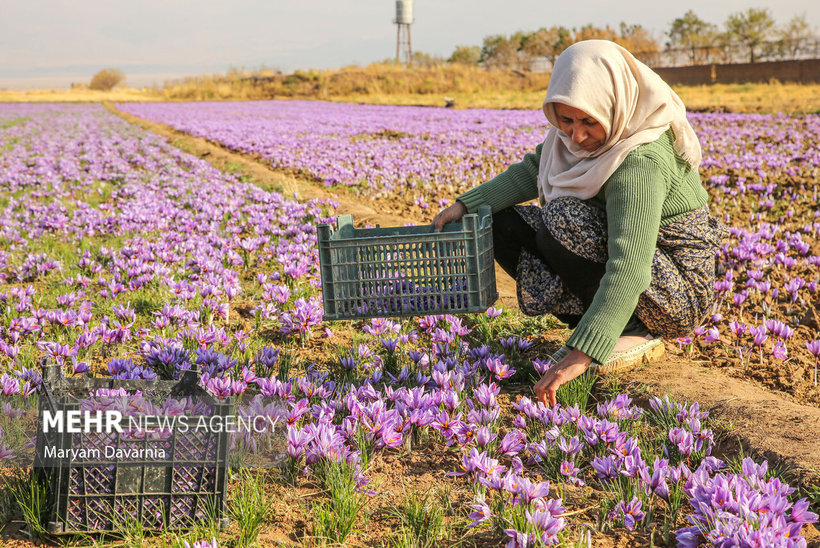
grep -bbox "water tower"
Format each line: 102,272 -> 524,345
394,0 -> 414,65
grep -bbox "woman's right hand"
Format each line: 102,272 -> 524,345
432,201 -> 467,231
533,348 -> 592,407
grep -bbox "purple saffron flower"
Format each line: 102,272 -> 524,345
729,321 -> 748,337
532,357 -> 552,375
452,448 -> 492,478
772,341 -> 788,360
512,475 -> 551,505
642,458 -> 670,501
182,538 -> 218,548
559,459 -> 580,479
703,326 -> 721,344
591,456 -> 618,480
205,376 -> 233,399
791,498 -> 819,524
279,297 -> 323,338
612,498 -> 644,531
467,497 -> 492,528
107,358 -> 157,380
379,337 -> 399,354
145,345 -> 192,379
338,355 -> 357,371
765,319 -> 794,339
677,455 -> 815,545
486,357 -> 515,380
475,426 -> 497,448
557,436 -> 583,455
474,382 -> 500,407
499,430 -> 526,457
446,315 -> 472,337
255,345 -> 281,372
71,357 -> 90,375
503,529 -> 533,548
527,508 -> 565,544
1,374 -> 20,396
784,276 -> 805,302
499,336 -> 517,350
669,427 -> 694,457
807,340 -> 820,386
255,377 -> 278,398
749,325 -> 768,346
0,441 -> 14,460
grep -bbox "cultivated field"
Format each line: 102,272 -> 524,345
0,99 -> 819,547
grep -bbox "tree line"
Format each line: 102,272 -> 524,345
438,8 -> 818,70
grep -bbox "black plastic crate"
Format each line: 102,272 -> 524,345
317,204 -> 497,319
34,364 -> 233,533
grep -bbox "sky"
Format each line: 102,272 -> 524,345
1,0 -> 818,90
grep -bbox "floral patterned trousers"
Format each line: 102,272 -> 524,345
492,197 -> 724,338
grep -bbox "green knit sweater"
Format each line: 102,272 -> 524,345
457,130 -> 709,363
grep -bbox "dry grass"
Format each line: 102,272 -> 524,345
672,82 -> 820,114
0,87 -> 162,103
155,65 -> 820,113
336,90 -> 545,110
159,64 -> 546,101
342,81 -> 820,113
1,67 -> 818,113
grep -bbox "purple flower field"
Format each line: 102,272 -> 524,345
0,103 -> 334,462
117,100 -> 548,199
117,101 -> 820,199
1,101 -> 819,545
117,101 -> 820,399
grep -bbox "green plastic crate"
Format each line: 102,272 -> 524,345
34,364 -> 232,533
317,205 -> 497,320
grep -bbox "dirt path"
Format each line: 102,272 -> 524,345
622,355 -> 820,480
109,103 -> 820,484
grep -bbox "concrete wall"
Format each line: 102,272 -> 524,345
654,59 -> 820,85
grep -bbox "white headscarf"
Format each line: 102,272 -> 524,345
537,40 -> 702,203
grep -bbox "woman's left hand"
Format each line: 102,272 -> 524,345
533,348 -> 593,407
432,201 -> 467,231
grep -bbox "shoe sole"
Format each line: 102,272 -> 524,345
589,338 -> 666,376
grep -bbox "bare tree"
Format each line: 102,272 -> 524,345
520,26 -> 572,68
725,8 -> 776,63
573,24 -> 618,43
617,23 -> 661,65
479,35 -> 520,71
412,52 -> 446,67
667,10 -> 720,65
89,68 -> 125,91
518,30 -> 548,69
776,13 -> 816,59
448,45 -> 481,65
546,26 -> 573,65
509,31 -> 533,70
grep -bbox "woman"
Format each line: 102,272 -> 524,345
432,40 -> 723,407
